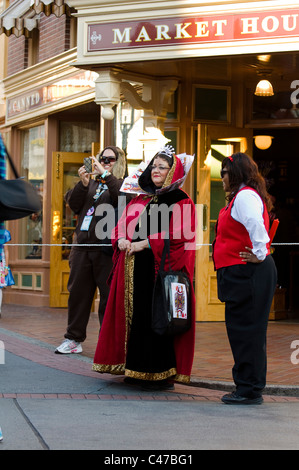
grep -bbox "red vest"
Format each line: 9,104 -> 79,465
213,187 -> 270,270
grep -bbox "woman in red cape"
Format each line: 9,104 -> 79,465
93,147 -> 196,389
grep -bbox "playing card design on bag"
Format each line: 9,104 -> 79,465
171,282 -> 187,319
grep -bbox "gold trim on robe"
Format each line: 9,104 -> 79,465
92,363 -> 125,374
125,367 -> 177,382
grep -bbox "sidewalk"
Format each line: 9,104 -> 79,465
1,303 -> 299,396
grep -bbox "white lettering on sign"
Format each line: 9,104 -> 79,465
136,26 -> 151,42
90,9 -> 299,51
195,21 -> 209,37
155,24 -> 171,41
112,27 -> 132,44
241,17 -> 260,34
175,23 -> 192,39
212,19 -> 227,36
282,14 -> 298,31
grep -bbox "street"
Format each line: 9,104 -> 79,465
1,346 -> 299,451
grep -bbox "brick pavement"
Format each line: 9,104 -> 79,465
1,303 -> 299,402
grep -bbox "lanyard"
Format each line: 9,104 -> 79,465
93,181 -> 108,200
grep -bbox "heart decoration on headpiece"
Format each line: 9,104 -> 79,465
228,155 -> 233,162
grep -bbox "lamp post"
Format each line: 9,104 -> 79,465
120,101 -> 134,154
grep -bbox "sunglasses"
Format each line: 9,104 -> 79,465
100,156 -> 117,164
220,170 -> 228,178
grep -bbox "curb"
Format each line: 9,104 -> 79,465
2,327 -> 299,398
190,378 -> 299,397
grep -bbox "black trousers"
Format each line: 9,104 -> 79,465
217,256 -> 277,398
65,249 -> 112,343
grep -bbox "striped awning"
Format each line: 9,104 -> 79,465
0,0 -> 74,37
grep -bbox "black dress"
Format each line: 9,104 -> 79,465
125,190 -> 188,380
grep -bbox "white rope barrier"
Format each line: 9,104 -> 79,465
4,243 -> 299,247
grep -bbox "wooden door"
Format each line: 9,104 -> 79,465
50,151 -> 90,307
195,125 -> 253,321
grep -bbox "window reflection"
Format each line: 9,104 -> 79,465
62,163 -> 80,260
19,125 -> 44,259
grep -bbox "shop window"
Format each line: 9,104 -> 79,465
166,88 -> 179,121
59,121 -> 97,152
35,273 -> 42,290
21,273 -> 33,289
193,85 -> 231,123
62,162 -> 80,259
164,130 -> 179,156
19,125 -> 45,260
208,141 -> 232,250
252,91 -> 298,121
10,271 -> 43,290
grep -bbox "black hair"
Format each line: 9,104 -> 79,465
222,152 -> 273,211
153,153 -> 173,168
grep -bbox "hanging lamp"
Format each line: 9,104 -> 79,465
254,79 -> 274,96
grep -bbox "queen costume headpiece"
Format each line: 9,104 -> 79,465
120,145 -> 194,196
154,145 -> 175,162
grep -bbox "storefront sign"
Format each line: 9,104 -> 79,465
7,71 -> 98,119
88,9 -> 299,51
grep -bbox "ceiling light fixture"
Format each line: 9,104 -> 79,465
254,79 -> 274,96
254,135 -> 273,150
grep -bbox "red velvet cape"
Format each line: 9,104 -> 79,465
93,156 -> 196,383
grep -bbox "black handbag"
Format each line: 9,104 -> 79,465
152,238 -> 192,336
0,143 -> 41,222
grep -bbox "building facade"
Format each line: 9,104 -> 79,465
1,0 -> 299,321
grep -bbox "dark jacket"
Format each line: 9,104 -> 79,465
65,175 -> 130,252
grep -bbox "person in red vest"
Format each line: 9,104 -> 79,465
213,152 -> 277,405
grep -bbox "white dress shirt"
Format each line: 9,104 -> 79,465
231,185 -> 270,261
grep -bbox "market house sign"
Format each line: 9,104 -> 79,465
88,9 -> 299,51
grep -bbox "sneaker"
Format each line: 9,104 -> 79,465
55,339 -> 82,354
0,427 -> 3,441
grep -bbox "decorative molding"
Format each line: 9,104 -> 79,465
30,0 -> 75,18
120,81 -> 152,111
0,0 -> 75,38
